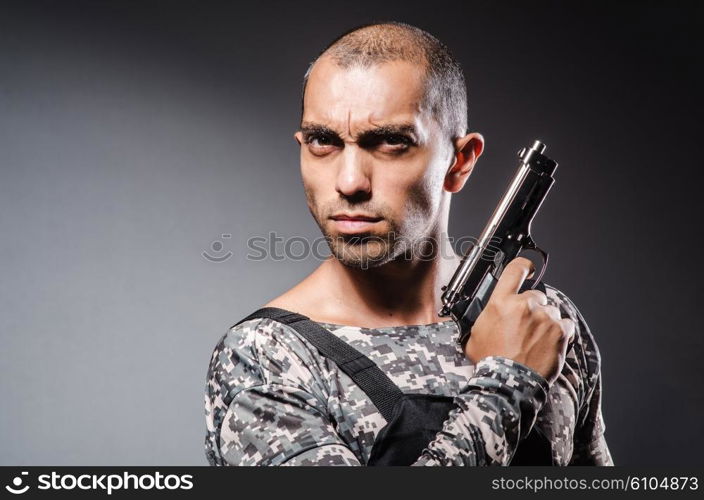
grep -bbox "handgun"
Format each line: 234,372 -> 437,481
439,140 -> 558,346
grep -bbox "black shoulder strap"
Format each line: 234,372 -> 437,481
234,307 -> 404,422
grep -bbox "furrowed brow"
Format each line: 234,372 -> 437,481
357,124 -> 420,143
299,122 -> 420,143
299,123 -> 340,137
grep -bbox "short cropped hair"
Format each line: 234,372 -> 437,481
301,22 -> 468,141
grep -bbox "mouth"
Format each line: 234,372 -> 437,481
329,213 -> 383,233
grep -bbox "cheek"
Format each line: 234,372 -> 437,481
301,163 -> 334,211
375,159 -> 439,218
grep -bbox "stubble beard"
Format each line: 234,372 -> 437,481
324,226 -> 405,270
304,198 -> 400,270
307,199 -> 432,271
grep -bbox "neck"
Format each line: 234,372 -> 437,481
318,228 -> 460,327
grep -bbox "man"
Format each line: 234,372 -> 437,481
204,22 -> 613,466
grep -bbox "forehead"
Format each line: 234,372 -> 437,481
302,57 -> 430,131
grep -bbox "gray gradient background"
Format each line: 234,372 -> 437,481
1,0 -> 702,465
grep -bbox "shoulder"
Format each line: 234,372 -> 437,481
543,283 -> 602,385
204,314 -> 334,465
205,313 -> 334,422
210,316 -> 323,377
207,313 -> 334,399
264,291 -> 333,323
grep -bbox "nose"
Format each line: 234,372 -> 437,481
335,146 -> 371,201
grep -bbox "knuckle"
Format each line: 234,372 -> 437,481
521,290 -> 547,307
534,308 -> 551,322
546,305 -> 561,320
558,323 -> 570,337
552,326 -> 565,341
517,299 -> 532,316
563,319 -> 576,336
533,291 -> 548,305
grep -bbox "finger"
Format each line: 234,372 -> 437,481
526,262 -> 535,279
560,318 -> 576,344
541,304 -> 562,322
521,289 -> 548,307
492,257 -> 535,298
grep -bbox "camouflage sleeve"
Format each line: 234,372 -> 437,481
204,318 -> 361,466
546,287 -> 614,466
570,372 -> 613,465
413,356 -> 551,466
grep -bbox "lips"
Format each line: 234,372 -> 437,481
330,213 -> 383,222
330,213 -> 383,233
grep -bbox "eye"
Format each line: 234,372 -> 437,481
304,133 -> 342,156
378,134 -> 414,153
385,135 -> 407,145
309,135 -> 332,146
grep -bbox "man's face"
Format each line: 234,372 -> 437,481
296,57 -> 454,269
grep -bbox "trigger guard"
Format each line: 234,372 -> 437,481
516,246 -> 549,288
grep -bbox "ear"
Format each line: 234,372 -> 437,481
294,131 -> 303,145
444,132 -> 484,193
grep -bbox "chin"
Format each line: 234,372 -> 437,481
329,239 -> 400,270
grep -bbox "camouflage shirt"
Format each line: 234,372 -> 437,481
204,284 -> 613,466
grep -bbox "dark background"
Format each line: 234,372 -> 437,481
0,0 -> 701,465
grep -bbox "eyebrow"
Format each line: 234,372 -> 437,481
300,122 -> 420,143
